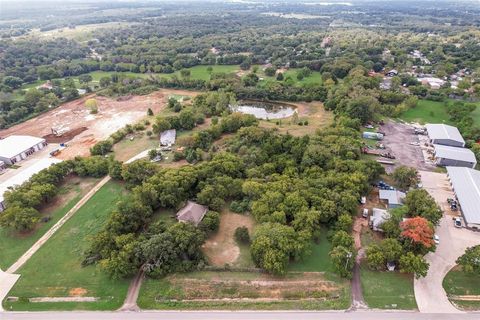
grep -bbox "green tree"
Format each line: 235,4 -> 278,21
456,245 -> 480,274
234,226 -> 251,244
330,245 -> 355,279
0,205 -> 40,231
399,252 -> 429,279
393,166 -> 418,190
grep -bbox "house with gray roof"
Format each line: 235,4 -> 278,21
379,189 -> 406,208
446,166 -> 480,230
176,201 -> 207,226
432,144 -> 476,168
425,124 -> 465,147
160,129 -> 176,146
370,208 -> 391,232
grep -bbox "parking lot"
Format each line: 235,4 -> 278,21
378,121 -> 436,173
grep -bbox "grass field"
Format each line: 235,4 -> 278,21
0,177 -> 98,270
361,265 -> 417,310
400,99 -> 480,126
138,270 -> 351,310
3,180 -> 130,311
289,230 -> 334,273
443,266 -> 480,311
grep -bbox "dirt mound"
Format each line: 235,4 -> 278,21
69,287 -> 87,296
43,127 -> 88,143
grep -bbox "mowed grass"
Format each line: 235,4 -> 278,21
443,267 -> 480,311
289,230 -> 333,273
3,180 -> 130,311
361,265 -> 417,310
400,99 -> 480,126
0,177 -> 98,270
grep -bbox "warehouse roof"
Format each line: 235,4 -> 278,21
379,189 -> 406,206
425,124 -> 465,145
0,135 -> 46,159
433,144 -> 476,164
447,167 -> 480,225
0,158 -> 61,205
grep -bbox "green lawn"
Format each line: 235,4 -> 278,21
289,230 -> 333,273
400,99 -> 480,126
3,180 -> 130,311
443,267 -> 480,311
399,100 -> 452,125
361,265 -> 417,310
0,177 -> 98,270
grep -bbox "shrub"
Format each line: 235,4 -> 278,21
199,211 -> 220,235
234,226 -> 250,244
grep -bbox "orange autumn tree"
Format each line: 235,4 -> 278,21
400,217 -> 434,249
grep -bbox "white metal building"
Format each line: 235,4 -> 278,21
425,124 -> 465,147
0,135 -> 47,165
432,144 -> 477,168
447,166 -> 480,230
0,161 -> 5,172
0,158 -> 61,212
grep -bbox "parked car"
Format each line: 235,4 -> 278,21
362,208 -> 369,218
454,217 -> 462,228
361,196 -> 367,204
433,234 -> 440,245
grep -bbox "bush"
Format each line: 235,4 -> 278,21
234,226 -> 250,244
229,199 -> 249,213
90,140 -> 113,156
199,211 -> 220,235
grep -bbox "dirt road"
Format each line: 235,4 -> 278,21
350,217 -> 368,310
119,270 -> 144,312
0,89 -> 199,159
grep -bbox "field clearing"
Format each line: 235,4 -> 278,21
0,89 -> 199,159
202,211 -> 256,267
443,266 -> 480,311
0,176 -> 98,270
23,22 -> 134,41
138,270 -> 350,310
400,99 -> 480,126
259,101 -> 333,136
361,265 -> 417,310
3,181 -> 130,311
289,230 -> 334,273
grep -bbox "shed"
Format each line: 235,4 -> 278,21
176,201 -> 207,226
433,144 -> 476,168
379,189 -> 406,208
160,129 -> 176,146
446,167 -> 480,230
362,132 -> 384,140
425,124 -> 465,147
0,135 -> 47,165
370,208 -> 390,232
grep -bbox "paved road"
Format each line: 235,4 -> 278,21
2,311 -> 480,320
415,171 -> 480,313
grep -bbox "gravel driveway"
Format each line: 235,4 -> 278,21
414,171 -> 480,313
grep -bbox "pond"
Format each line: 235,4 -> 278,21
230,101 -> 297,120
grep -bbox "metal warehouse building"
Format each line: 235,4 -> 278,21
432,144 -> 477,168
447,166 -> 480,230
425,124 -> 465,147
0,135 -> 47,165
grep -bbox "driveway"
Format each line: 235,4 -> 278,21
414,171 -> 480,313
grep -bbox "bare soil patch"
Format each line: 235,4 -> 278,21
202,212 -> 255,267
0,89 -> 199,159
69,287 -> 88,297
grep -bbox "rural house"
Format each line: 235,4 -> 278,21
379,189 -> 406,208
370,208 -> 391,232
176,201 -> 208,226
160,129 -> 176,146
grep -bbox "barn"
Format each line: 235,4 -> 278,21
432,144 -> 477,168
446,166 -> 480,230
0,135 -> 47,165
425,124 -> 465,147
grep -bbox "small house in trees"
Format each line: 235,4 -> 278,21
370,208 -> 390,232
160,129 -> 176,146
379,189 -> 406,208
176,201 -> 207,226
385,69 -> 398,77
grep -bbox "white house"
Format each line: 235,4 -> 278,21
0,135 -> 47,165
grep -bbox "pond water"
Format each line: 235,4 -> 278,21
231,101 -> 297,120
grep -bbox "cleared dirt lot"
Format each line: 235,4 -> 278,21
379,121 -> 435,172
0,89 -> 198,159
202,212 -> 255,267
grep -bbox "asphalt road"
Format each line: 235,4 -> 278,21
2,311 -> 480,320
